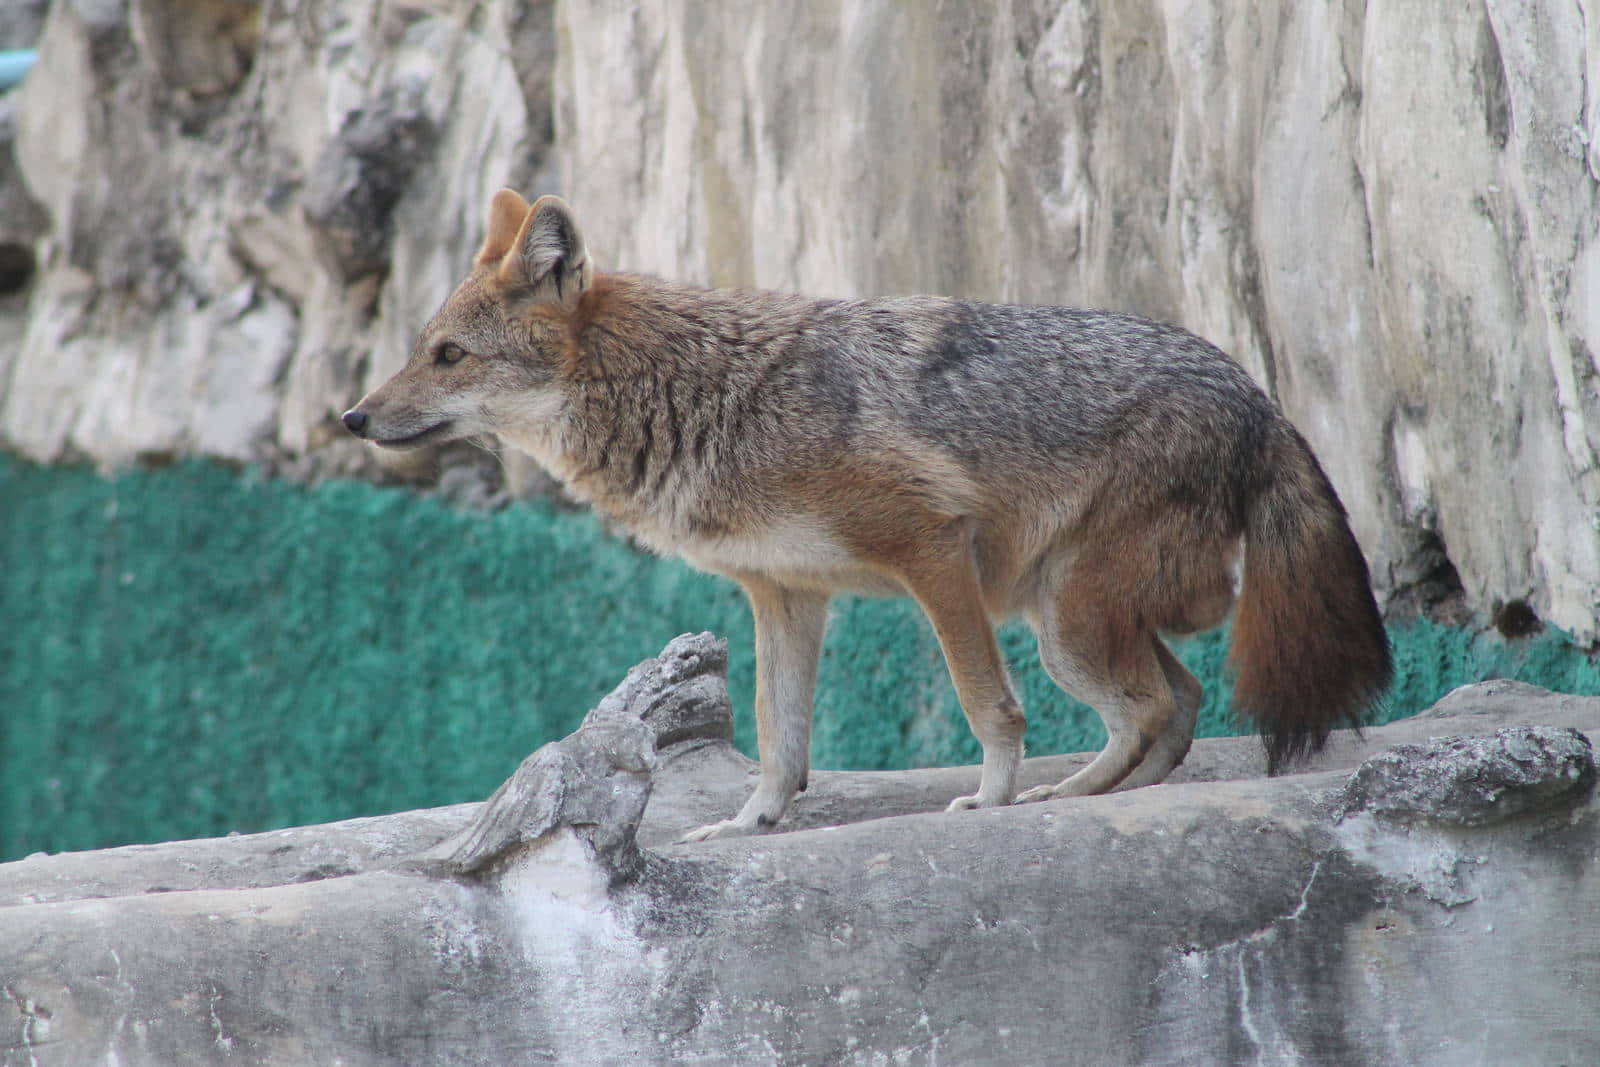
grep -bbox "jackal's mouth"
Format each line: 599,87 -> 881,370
371,420 -> 456,450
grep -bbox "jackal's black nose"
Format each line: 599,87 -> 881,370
342,409 -> 369,437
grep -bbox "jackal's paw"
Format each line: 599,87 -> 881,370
945,793 -> 1008,813
680,818 -> 761,843
1014,784 -> 1063,805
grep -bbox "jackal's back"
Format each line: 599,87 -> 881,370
577,278 -> 1279,505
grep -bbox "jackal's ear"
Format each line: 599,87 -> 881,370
476,189 -> 532,267
498,194 -> 592,312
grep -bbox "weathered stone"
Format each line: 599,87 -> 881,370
0,0 -> 47,49
129,0 -> 260,99
2,0 -> 550,470
2,641 -> 1597,1065
411,633 -> 731,879
412,715 -> 655,881
0,91 -> 45,365
1336,724 -> 1596,827
580,630 -> 734,747
301,88 -> 436,281
0,98 -> 44,291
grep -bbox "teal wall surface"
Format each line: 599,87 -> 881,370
3,456 -> 1596,860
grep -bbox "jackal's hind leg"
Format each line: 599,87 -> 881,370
1015,602 -> 1177,802
681,582 -> 828,843
1112,637 -> 1201,791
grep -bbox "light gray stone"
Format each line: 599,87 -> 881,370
3,638 -> 1598,1065
1335,724 -> 1596,827
1,0 -> 551,472
0,0 -> 47,49
0,94 -> 45,373
301,87 -> 436,282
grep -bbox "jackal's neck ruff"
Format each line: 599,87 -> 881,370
503,273 -> 881,586
504,276 -> 756,533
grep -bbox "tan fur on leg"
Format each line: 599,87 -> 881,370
682,580 -> 829,841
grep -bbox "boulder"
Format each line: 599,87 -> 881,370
3,636 -> 1596,1065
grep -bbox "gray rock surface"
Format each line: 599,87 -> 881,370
0,1 -> 46,49
301,89 -> 438,283
3,637 -> 1598,1065
1335,724 -> 1596,827
2,0 -> 554,475
0,2 -> 1595,639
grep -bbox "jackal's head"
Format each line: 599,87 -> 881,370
342,189 -> 592,452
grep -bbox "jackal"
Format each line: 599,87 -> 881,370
344,190 -> 1392,841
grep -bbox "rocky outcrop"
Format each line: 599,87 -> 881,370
2,0 -> 555,478
0,2 -> 46,322
2,636 -> 1597,1065
2,1 -> 1597,640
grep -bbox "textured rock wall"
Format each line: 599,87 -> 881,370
2,0 -> 554,475
2,0 -> 1597,640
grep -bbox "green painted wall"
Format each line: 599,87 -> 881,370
3,456 -> 1596,860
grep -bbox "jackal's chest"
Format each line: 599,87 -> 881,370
672,518 -> 903,596
515,419 -> 897,594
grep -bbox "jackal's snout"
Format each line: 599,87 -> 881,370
342,408 -> 369,437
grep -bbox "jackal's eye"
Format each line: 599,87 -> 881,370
435,343 -> 467,365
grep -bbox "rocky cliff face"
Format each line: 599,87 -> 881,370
2,0 -> 1597,641
2,0 -> 555,478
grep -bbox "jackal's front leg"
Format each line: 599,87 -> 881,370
681,581 -> 829,842
897,519 -> 1025,812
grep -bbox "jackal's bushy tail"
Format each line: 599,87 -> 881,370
1229,424 -> 1392,771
